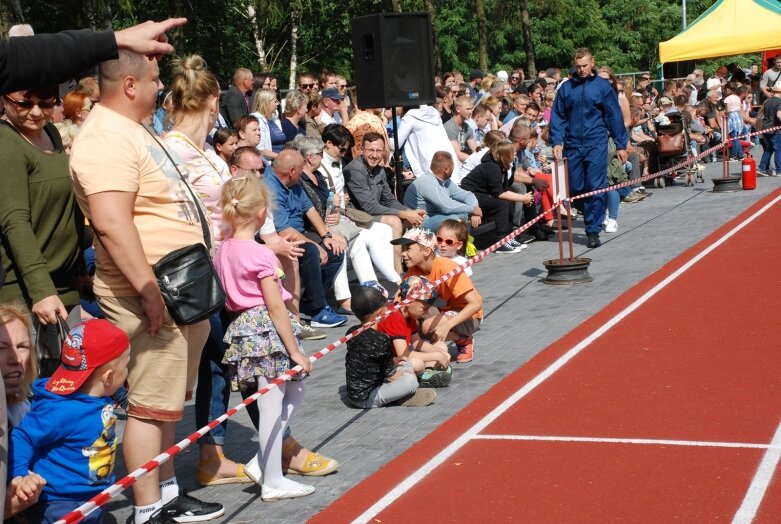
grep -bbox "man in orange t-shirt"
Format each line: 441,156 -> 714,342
391,227 -> 483,363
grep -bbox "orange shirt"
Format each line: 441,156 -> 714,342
405,257 -> 483,319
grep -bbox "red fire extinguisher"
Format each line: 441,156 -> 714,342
742,154 -> 757,190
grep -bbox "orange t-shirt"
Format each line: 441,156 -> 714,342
404,257 -> 483,319
70,104 -> 206,297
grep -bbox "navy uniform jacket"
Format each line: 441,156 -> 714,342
549,74 -> 628,151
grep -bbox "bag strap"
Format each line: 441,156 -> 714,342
143,126 -> 212,250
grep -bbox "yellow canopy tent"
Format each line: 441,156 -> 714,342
659,0 -> 781,62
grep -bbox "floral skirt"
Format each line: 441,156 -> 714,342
222,306 -> 305,391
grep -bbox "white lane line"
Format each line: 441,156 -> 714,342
732,421 -> 781,524
474,434 -> 781,451
351,194 -> 781,524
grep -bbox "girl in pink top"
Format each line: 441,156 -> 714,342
214,176 -> 315,502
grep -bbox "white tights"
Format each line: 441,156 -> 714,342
333,222 -> 401,301
256,377 -> 305,489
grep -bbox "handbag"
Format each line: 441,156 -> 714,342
145,127 -> 225,325
36,317 -> 69,378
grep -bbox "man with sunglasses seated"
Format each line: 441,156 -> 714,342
402,151 -> 482,232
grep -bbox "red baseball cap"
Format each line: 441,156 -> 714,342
46,319 -> 130,395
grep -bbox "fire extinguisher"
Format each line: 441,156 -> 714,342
742,154 -> 757,190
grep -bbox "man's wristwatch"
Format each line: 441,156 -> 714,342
322,232 -> 333,240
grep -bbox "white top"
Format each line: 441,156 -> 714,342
396,105 -> 461,179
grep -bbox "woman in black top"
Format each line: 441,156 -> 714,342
460,139 -> 532,252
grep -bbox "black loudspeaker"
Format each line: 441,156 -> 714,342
351,12 -> 436,109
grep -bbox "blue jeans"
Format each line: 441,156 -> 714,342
607,186 -> 632,219
423,213 -> 468,233
195,312 -> 231,445
759,134 -> 781,173
729,128 -> 743,159
299,242 -> 344,316
27,499 -> 103,524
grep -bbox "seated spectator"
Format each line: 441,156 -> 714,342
318,87 -> 343,129
304,91 -> 322,138
402,151 -> 482,232
252,89 -> 284,166
62,90 -> 92,127
212,128 -> 238,170
344,132 -> 426,272
280,90 -> 308,142
11,319 -> 130,524
391,228 -> 483,364
377,276 -> 451,387
445,95 -> 478,163
264,149 -> 349,328
459,129 -> 507,184
234,114 -> 261,148
459,135 -> 532,252
0,304 -> 46,519
470,102 -> 498,146
345,285 -> 436,408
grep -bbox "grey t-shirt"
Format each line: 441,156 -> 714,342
444,117 -> 474,154
761,68 -> 781,90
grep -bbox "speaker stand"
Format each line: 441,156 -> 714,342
391,106 -> 404,201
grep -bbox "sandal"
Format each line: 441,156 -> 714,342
282,438 -> 339,477
197,454 -> 253,486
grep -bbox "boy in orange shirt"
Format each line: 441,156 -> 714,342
391,228 -> 483,363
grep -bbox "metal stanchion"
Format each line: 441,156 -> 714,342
713,114 -> 741,192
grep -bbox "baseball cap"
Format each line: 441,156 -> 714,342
470,69 -> 485,81
351,285 -> 388,319
397,275 -> 439,304
46,319 -> 130,395
321,87 -> 343,101
658,96 -> 673,106
496,70 -> 509,82
389,227 -> 437,250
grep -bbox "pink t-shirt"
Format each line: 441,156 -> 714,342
724,94 -> 741,113
215,238 -> 291,311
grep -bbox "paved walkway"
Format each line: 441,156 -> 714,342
103,158 -> 779,524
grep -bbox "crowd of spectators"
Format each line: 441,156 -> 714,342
0,18 -> 776,524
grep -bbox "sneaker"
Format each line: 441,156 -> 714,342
161,492 -> 224,523
757,169 -> 770,177
605,218 -> 618,233
516,232 -> 535,244
296,321 -> 326,340
496,242 -> 521,253
586,233 -> 601,249
148,509 -> 179,524
455,337 -> 474,363
697,163 -> 706,171
508,239 -> 528,250
397,388 -> 437,406
309,306 -> 347,328
418,366 -> 452,388
622,192 -> 646,203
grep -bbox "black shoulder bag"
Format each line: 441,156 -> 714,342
144,127 -> 225,325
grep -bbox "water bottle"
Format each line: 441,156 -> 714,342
326,191 -> 335,214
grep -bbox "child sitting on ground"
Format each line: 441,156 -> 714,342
376,276 -> 452,388
435,219 -> 473,276
10,319 -> 130,524
345,285 -> 437,408
391,227 -> 484,364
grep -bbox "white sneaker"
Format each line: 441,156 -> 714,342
605,218 -> 618,233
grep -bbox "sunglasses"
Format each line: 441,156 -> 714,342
338,84 -> 347,89
299,83 -> 314,89
436,236 -> 458,246
4,94 -> 57,110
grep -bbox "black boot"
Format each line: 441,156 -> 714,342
586,232 -> 601,248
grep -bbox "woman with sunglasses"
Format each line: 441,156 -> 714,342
0,85 -> 85,329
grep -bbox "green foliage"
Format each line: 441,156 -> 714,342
8,0 -> 741,88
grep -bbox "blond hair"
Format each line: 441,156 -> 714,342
168,55 -> 220,120
252,89 -> 277,120
221,176 -> 273,229
0,303 -> 37,403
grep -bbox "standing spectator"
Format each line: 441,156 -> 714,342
70,51 -> 221,523
297,73 -> 317,96
220,67 -> 252,129
758,81 -> 781,176
550,48 -> 628,249
0,84 -> 84,331
318,87 -> 343,129
397,104 -> 461,178
62,90 -> 92,126
761,55 -> 781,99
468,70 -> 484,101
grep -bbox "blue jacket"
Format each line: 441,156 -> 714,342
402,172 -> 477,217
10,378 -> 118,502
549,74 -> 628,150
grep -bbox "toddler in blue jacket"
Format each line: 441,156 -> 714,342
11,319 -> 130,524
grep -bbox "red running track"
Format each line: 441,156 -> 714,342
311,188 -> 781,523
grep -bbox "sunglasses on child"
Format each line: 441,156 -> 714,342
436,236 -> 458,246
